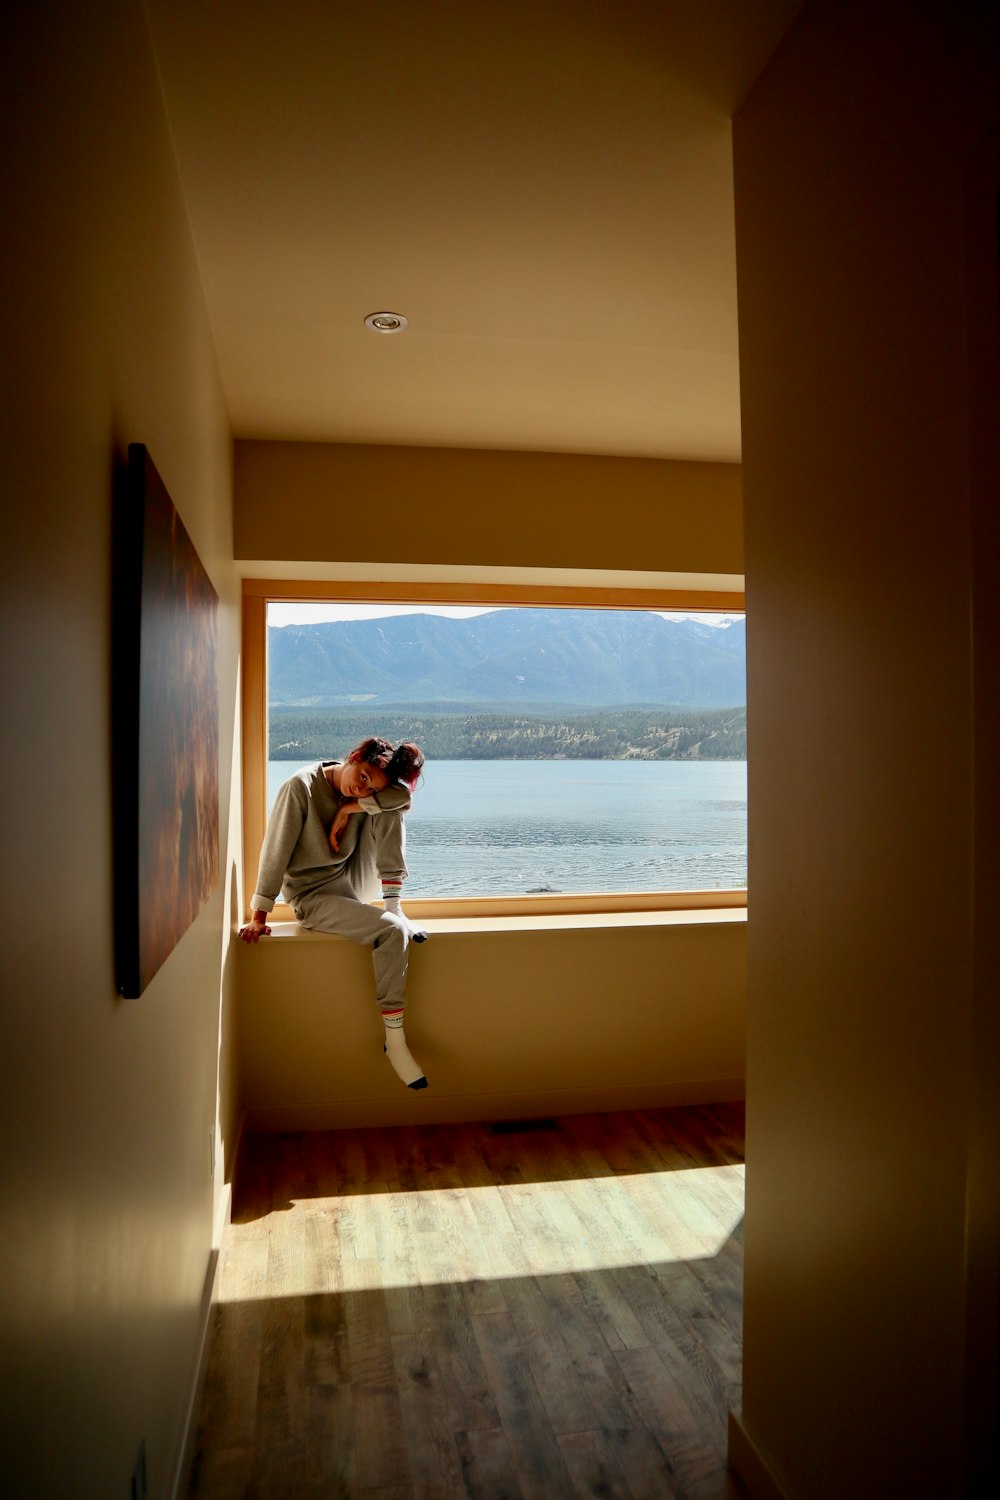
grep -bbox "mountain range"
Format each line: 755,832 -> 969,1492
268,609 -> 745,710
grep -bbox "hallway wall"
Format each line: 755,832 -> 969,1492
732,2 -> 1000,1495
1,4 -> 240,1496
233,439 -> 747,1132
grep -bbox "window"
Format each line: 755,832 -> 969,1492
243,581 -> 747,918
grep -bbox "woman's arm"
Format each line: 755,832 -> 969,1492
239,910 -> 271,943
358,783 -> 412,815
245,778 -> 308,919
329,798 -> 360,851
341,782 -> 411,850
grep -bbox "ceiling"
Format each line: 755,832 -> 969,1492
147,0 -> 801,462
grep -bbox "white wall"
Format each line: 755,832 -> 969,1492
0,4 -> 239,1496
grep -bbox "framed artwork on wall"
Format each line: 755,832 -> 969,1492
114,444 -> 219,998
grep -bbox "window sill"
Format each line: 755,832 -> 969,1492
250,906 -> 746,938
261,888 -> 745,922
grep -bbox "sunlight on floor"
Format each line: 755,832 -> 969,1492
219,1164 -> 745,1300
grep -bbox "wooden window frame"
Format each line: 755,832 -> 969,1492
242,579 -> 748,921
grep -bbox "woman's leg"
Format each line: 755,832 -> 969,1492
294,881 -> 427,1089
296,884 -> 410,1002
371,811 -> 426,939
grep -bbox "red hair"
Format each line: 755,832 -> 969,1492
347,737 -> 425,791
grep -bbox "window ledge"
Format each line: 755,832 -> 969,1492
251,907 -> 746,939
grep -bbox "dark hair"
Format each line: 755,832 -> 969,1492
348,737 -> 425,791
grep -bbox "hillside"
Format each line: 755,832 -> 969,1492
270,706 -> 748,762
268,608 -> 746,711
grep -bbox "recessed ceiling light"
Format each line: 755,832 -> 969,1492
364,311 -> 408,333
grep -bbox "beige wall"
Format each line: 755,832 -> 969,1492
233,440 -> 747,1130
238,916 -> 747,1130
0,7 -> 746,1494
1,5 -> 239,1499
235,438 -> 744,576
732,3 -> 999,1497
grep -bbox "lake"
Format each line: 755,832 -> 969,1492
268,758 -> 747,897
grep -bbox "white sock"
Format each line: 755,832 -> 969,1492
382,888 -> 427,942
382,1008 -> 428,1090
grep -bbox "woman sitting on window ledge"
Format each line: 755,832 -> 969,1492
238,737 -> 429,1090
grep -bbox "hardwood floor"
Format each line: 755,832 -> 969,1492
187,1104 -> 747,1499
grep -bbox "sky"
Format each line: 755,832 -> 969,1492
267,603 -> 742,627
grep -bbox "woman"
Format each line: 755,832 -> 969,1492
239,737 -> 429,1089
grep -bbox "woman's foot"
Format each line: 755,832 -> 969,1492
382,899 -> 428,943
395,912 -> 428,943
382,1009 -> 428,1089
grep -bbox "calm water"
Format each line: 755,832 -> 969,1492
268,758 -> 747,897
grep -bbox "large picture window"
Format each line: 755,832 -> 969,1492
243,582 -> 747,918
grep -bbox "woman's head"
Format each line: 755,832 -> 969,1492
346,736 -> 425,792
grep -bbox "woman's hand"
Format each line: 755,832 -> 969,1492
329,799 -> 360,851
239,912 -> 271,944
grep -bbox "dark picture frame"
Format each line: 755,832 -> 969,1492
114,445 -> 220,998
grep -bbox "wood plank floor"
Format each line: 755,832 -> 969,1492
187,1104 -> 747,1500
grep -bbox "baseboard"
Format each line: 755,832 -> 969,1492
242,1076 -> 746,1132
167,1241 -> 222,1500
728,1410 -> 795,1500
169,1124 -> 243,1500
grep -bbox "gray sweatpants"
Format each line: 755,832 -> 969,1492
291,810 -> 413,1013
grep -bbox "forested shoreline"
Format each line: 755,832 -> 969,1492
269,706 -> 747,761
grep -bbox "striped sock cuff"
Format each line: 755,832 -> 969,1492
382,879 -> 403,900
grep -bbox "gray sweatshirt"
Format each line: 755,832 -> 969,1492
250,760 -> 411,912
